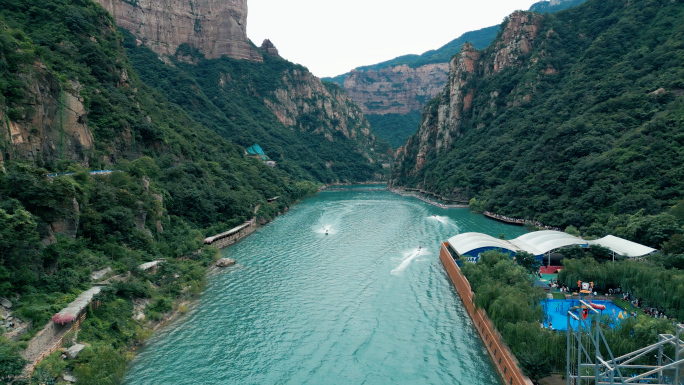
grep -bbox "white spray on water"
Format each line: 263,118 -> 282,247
391,248 -> 426,275
427,215 -> 460,230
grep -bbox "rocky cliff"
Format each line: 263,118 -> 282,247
342,63 -> 449,115
0,63 -> 93,170
266,69 -> 380,153
93,0 -> 262,61
396,11 -> 543,176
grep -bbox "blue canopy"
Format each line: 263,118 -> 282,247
246,144 -> 265,156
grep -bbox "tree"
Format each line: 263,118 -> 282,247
564,225 -> 581,236
0,203 -> 42,296
586,244 -> 612,262
670,200 -> 684,223
0,340 -> 27,385
518,350 -> 552,384
662,234 -> 684,255
74,346 -> 126,385
516,251 -> 540,274
559,245 -> 586,260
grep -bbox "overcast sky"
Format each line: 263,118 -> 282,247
247,0 -> 542,78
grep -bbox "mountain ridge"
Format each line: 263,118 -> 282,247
391,0 -> 684,245
323,0 -> 587,148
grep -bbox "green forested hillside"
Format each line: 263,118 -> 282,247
124,37 -> 389,183
392,0 -> 684,248
324,0 -> 587,153
365,112 -> 422,148
529,0 -> 587,14
0,0 -> 357,382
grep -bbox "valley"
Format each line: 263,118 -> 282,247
0,0 -> 682,384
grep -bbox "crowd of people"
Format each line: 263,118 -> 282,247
593,287 -> 671,320
541,276 -> 570,292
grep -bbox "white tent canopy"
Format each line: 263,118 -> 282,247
447,232 -> 519,256
510,230 -> 588,256
588,235 -> 657,258
447,230 -> 656,259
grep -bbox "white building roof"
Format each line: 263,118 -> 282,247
510,230 -> 588,255
588,235 -> 657,258
447,232 -> 519,256
447,231 -> 656,259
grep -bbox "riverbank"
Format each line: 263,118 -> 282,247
389,188 -> 468,209
16,198 -> 296,383
483,211 -> 562,231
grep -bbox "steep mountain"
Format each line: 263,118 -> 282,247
92,0 -> 262,61
124,37 -> 390,182
324,0 -> 586,148
391,0 -> 684,245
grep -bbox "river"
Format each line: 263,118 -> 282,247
124,189 -> 527,385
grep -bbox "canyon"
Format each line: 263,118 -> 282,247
326,0 -> 586,146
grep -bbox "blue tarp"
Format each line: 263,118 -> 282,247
246,144 -> 265,156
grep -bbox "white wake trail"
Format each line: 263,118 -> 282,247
391,250 -> 423,275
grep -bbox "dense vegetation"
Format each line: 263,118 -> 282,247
365,112 -> 422,148
529,0 -> 587,14
463,251 -> 676,382
559,254 -> 684,321
124,34 -> 389,184
392,0 -> 684,247
0,0 -> 354,383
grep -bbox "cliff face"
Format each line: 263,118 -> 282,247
410,44 -> 481,172
265,69 -> 380,156
342,63 -> 449,115
393,11 -> 543,179
0,63 -> 93,169
93,0 -> 262,61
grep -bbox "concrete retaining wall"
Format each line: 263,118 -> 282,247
440,243 -> 534,385
211,222 -> 256,249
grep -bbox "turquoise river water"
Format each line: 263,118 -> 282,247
124,189 -> 528,385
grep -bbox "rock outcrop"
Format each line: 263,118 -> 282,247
216,258 -> 236,267
260,39 -> 279,57
93,0 -> 262,61
0,63 -> 93,168
485,12 -> 542,76
65,344 -> 85,359
343,63 -> 449,115
265,69 -> 383,158
393,11 -> 544,178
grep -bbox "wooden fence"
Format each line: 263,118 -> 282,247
25,313 -> 86,375
440,243 -> 534,385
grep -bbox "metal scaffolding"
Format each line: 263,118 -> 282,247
567,300 -> 684,385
